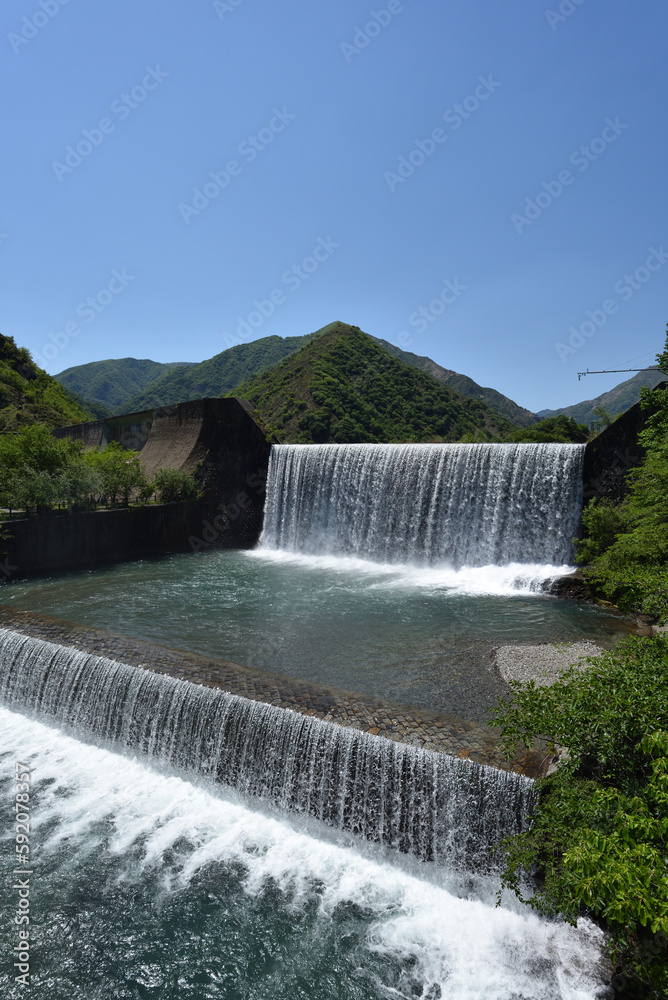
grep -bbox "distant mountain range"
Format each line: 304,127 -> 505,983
54,323 -> 538,428
55,358 -> 196,416
537,368 -> 665,426
52,323 -> 664,434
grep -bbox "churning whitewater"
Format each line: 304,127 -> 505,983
0,708 -> 610,1000
260,442 -> 586,568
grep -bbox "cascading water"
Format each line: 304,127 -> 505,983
0,627 -> 534,872
260,442 -> 585,567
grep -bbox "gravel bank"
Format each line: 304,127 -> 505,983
495,641 -> 604,687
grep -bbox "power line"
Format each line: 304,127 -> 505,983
576,366 -> 666,382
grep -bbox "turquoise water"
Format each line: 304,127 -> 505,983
3,548 -> 631,721
0,708 -> 610,1000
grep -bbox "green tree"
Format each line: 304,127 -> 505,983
150,467 -> 202,503
84,442 -> 149,507
0,424 -> 87,513
505,414 -> 590,443
591,404 -> 613,433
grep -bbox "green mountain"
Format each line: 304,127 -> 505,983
231,322 -> 513,444
537,368 -> 666,426
0,334 -> 92,432
55,358 -> 195,414
52,326 -> 537,429
370,337 -> 538,427
121,333 -> 324,412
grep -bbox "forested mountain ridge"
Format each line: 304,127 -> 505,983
0,334 -> 92,432
230,322 -> 513,444
52,324 -> 536,426
56,358 -> 195,414
371,337 -> 538,427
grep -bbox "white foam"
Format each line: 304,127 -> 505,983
249,547 -> 572,596
0,706 -> 610,998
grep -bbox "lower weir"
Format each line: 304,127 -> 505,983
0,618 -> 537,872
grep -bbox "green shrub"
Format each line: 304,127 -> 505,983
150,468 -> 201,503
575,498 -> 630,564
493,635 -> 668,997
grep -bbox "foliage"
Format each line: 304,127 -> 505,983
0,333 -> 91,431
492,635 -> 668,997
576,329 -> 668,622
504,414 -> 589,443
233,323 -> 512,444
575,498 -> 630,564
0,425 -> 200,514
151,467 -> 202,503
591,404 -> 613,432
84,441 -> 149,507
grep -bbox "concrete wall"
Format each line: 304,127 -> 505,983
4,502 -> 214,576
5,397 -> 271,578
53,410 -> 154,451
582,382 -> 666,503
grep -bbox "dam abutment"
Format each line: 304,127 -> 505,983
4,397 -> 271,577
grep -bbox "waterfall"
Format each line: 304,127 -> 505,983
0,627 -> 535,871
260,442 -> 585,567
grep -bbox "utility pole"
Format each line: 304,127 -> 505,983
576,366 -> 667,381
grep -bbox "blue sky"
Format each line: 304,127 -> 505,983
1,0 -> 666,412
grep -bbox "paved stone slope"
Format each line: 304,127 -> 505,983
0,605 -> 545,776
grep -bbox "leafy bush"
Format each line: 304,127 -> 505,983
493,635 -> 668,998
0,426 -> 200,514
151,467 -> 202,503
575,498 -> 630,564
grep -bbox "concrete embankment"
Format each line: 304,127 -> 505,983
3,397 -> 271,578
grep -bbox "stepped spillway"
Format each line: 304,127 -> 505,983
260,442 -> 585,567
0,627 -> 535,871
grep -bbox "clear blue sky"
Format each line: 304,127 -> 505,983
1,0 -> 666,412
